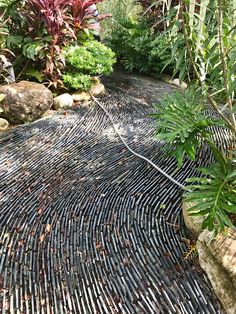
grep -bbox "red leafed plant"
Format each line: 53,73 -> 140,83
24,0 -> 109,78
28,0 -> 75,42
70,0 -> 110,34
7,0 -> 111,88
25,0 -> 76,84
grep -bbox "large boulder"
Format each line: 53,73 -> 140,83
197,229 -> 236,314
182,201 -> 204,238
183,201 -> 236,314
0,81 -> 53,123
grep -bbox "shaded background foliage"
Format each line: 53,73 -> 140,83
99,0 -> 177,76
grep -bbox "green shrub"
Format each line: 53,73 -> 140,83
63,40 -> 116,91
105,18 -> 174,75
98,0 -> 141,38
63,73 -> 93,91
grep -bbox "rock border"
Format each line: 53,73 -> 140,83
0,81 -> 106,131
53,82 -> 106,110
183,201 -> 236,314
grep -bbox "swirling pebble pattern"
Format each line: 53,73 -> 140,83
0,73 -> 222,313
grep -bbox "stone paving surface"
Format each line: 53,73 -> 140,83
0,72 -> 222,313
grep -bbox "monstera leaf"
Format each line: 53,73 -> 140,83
153,90 -> 218,167
185,161 -> 236,233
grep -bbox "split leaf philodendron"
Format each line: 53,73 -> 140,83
153,0 -> 236,234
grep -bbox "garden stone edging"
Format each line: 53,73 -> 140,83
182,201 -> 205,238
0,117 -> 9,131
197,229 -> 236,314
183,201 -> 236,314
72,91 -> 91,102
72,82 -> 106,103
154,73 -> 188,90
89,82 -> 106,96
0,80 -> 106,125
53,93 -> 74,110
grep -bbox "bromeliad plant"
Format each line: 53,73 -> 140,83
153,0 -> 236,234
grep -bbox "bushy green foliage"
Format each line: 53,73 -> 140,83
105,18 -> 174,75
64,41 -> 115,75
63,40 -> 116,90
153,87 -> 236,233
153,0 -> 236,233
153,90 -> 217,167
63,73 -> 93,91
98,0 -> 141,38
137,0 -> 180,32
167,0 -> 236,90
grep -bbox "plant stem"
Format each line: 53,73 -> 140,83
16,60 -> 29,81
207,95 -> 236,133
179,0 -> 236,135
216,0 -> 236,134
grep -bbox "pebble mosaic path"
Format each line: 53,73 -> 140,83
0,72 -> 222,313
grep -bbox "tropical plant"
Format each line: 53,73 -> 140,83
0,11 -> 15,83
138,0 -> 179,31
106,17 -> 174,74
71,0 -> 110,35
185,161 -> 236,232
8,0 -> 76,85
153,0 -> 236,233
153,90 -> 217,167
98,0 -> 141,38
4,0 -> 111,88
62,39 -> 116,90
